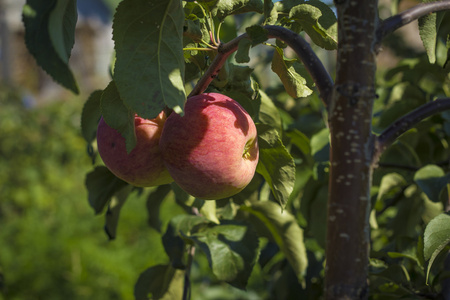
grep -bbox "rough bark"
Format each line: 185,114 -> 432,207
325,1 -> 378,299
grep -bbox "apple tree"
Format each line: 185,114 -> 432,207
22,0 -> 450,299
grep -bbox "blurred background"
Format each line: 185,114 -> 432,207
0,1 -> 173,299
0,0 -> 429,299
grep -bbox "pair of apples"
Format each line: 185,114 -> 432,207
97,93 -> 259,200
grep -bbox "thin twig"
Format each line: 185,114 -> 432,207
188,25 -> 334,109
182,206 -> 200,300
375,1 -> 450,50
377,162 -> 421,171
377,159 -> 450,172
373,98 -> 450,164
182,245 -> 196,300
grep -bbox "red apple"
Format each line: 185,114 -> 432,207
96,111 -> 173,187
159,93 -> 259,199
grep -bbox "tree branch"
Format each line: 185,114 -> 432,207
375,1 -> 450,50
373,98 -> 450,164
188,25 -> 334,109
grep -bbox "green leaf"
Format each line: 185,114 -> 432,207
376,173 -> 406,203
236,39 -> 252,63
146,185 -> 172,232
246,25 -> 269,46
235,26 -> 268,62
48,0 -> 77,64
258,90 -> 282,135
22,0 -> 79,93
162,214 -> 211,269
104,185 -> 132,240
113,0 -> 186,120
100,81 -> 137,153
310,127 -> 329,162
81,90 -> 102,145
184,221 -> 260,290
414,165 -> 450,202
389,186 -> 426,238
444,34 -> 450,68
199,200 -> 220,224
289,1 -> 337,50
134,264 -> 185,300
263,0 -> 276,25
85,166 -> 129,214
271,46 -> 313,99
200,0 -> 264,20
241,201 -> 308,283
424,213 -> 450,283
285,129 -> 311,156
256,124 -> 296,208
419,6 -> 445,64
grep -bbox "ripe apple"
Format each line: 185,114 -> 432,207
159,93 -> 259,199
96,111 -> 173,187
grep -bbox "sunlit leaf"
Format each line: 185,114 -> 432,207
256,124 -> 296,208
113,0 -> 186,120
289,1 -> 337,50
419,7 -> 446,64
198,0 -> 264,20
271,46 -> 313,99
241,201 -> 308,283
424,213 -> 450,283
134,264 -> 185,300
199,200 -> 220,224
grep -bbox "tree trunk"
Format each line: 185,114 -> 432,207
325,1 -> 378,299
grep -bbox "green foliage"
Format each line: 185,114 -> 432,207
288,1 -> 337,50
256,124 -> 296,208
22,0 -> 78,93
424,213 -> 450,283
134,264 -> 185,300
271,46 -> 313,98
241,201 -> 308,283
0,88 -> 168,300
184,222 -> 260,289
113,0 -> 186,120
85,166 -> 129,215
18,0 -> 450,299
100,81 -> 137,153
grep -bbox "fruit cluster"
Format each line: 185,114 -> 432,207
96,93 -> 259,200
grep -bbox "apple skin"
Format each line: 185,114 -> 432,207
159,93 -> 259,200
96,111 -> 173,187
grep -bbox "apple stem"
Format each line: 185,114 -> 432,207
188,25 -> 334,109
